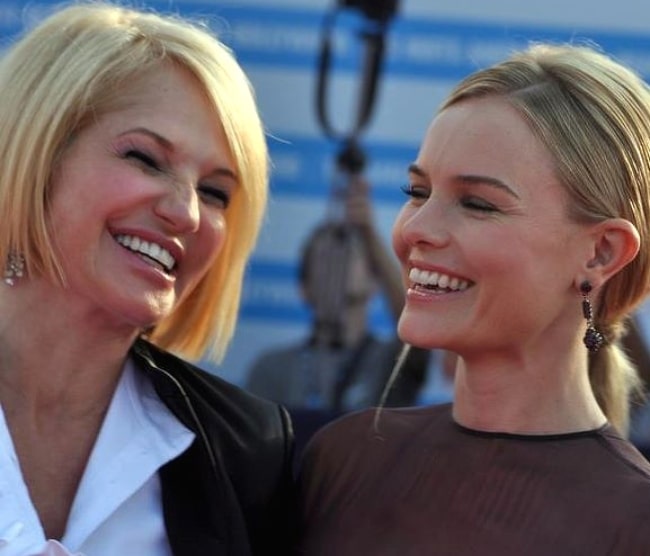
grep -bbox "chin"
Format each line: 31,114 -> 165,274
397,312 -> 450,349
115,301 -> 174,333
397,317 -> 445,351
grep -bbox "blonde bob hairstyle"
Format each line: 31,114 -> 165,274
0,3 -> 268,362
441,43 -> 650,433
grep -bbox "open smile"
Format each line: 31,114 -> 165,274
409,267 -> 472,292
114,234 -> 177,275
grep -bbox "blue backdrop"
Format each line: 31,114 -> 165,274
3,0 -> 650,384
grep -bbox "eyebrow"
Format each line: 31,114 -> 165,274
120,127 -> 173,149
120,127 -> 239,182
408,163 -> 520,199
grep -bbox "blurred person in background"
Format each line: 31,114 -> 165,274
246,176 -> 439,453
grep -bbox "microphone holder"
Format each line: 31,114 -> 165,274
310,0 -> 398,347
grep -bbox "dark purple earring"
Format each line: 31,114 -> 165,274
580,281 -> 604,352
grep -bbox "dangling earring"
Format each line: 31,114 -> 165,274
3,252 -> 25,286
580,280 -> 604,352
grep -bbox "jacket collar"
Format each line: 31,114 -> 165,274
129,338 -> 251,555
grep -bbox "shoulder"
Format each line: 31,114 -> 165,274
301,403 -> 451,476
297,404 -> 452,524
596,425 -> 650,481
311,403 -> 450,446
133,341 -> 298,552
131,339 -> 293,461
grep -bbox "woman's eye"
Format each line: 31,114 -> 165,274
460,196 -> 498,212
400,184 -> 429,200
125,149 -> 161,171
198,185 -> 231,209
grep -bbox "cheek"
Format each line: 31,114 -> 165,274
472,234 -> 543,291
185,212 -> 228,284
201,213 -> 228,262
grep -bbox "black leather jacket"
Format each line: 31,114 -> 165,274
131,339 -> 296,555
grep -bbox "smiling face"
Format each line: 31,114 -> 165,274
46,64 -> 235,332
392,96 -> 592,355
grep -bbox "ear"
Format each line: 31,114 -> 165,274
581,218 -> 640,288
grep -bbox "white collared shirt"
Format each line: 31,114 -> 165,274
0,359 -> 195,555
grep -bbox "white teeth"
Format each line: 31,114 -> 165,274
115,234 -> 176,272
408,267 -> 469,291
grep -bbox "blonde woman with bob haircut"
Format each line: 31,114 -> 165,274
0,3 -> 294,555
298,43 -> 650,555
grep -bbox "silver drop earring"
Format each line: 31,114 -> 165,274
3,252 -> 25,286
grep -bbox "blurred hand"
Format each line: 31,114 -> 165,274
344,176 -> 374,234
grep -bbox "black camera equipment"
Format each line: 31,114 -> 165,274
316,0 -> 399,175
338,0 -> 399,25
309,1 -> 400,347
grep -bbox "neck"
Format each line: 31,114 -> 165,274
0,282 -> 139,418
451,348 -> 607,435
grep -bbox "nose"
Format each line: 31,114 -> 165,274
394,196 -> 451,250
154,180 -> 200,233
